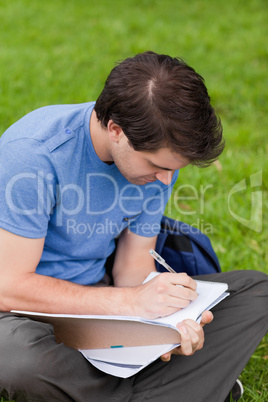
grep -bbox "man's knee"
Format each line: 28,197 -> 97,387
249,270 -> 268,311
234,270 -> 268,326
253,269 -> 268,283
0,313 -> 55,389
224,269 -> 267,293
242,270 -> 268,293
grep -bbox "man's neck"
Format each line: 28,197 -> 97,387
89,110 -> 113,163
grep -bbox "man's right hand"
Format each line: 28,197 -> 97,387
131,272 -> 198,319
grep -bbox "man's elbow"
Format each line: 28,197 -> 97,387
0,294 -> 13,312
0,278 -> 17,311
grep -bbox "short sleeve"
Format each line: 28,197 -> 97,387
128,171 -> 179,237
0,139 -> 57,238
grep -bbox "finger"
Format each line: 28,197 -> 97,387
163,293 -> 195,310
176,324 -> 193,355
167,346 -> 182,356
182,320 -> 204,351
200,310 -> 214,327
160,352 -> 171,362
182,319 -> 203,333
153,274 -> 198,308
166,273 -> 197,291
168,285 -> 198,302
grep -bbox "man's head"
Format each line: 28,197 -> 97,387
95,51 -> 224,168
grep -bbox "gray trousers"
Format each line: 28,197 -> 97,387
0,270 -> 267,402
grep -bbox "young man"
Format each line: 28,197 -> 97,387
0,51 -> 267,402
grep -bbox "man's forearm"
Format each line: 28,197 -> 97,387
112,230 -> 158,287
0,272 -> 135,316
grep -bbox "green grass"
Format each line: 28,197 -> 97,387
0,399 -> 15,402
0,0 -> 267,400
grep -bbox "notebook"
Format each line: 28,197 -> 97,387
12,272 -> 229,377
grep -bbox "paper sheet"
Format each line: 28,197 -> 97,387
80,344 -> 180,378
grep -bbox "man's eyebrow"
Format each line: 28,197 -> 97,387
148,161 -> 174,171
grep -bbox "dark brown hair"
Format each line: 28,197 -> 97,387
95,51 -> 224,167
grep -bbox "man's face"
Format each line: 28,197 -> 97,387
110,135 -> 190,186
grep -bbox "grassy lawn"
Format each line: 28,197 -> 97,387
0,0 -> 267,400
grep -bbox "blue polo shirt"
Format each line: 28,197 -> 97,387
0,103 -> 179,285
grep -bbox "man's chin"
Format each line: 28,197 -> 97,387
126,177 -> 149,185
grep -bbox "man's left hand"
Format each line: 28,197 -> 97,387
160,310 -> 213,361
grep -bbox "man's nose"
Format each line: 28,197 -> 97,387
155,171 -> 174,185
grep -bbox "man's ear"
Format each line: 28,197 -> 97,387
107,120 -> 124,143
